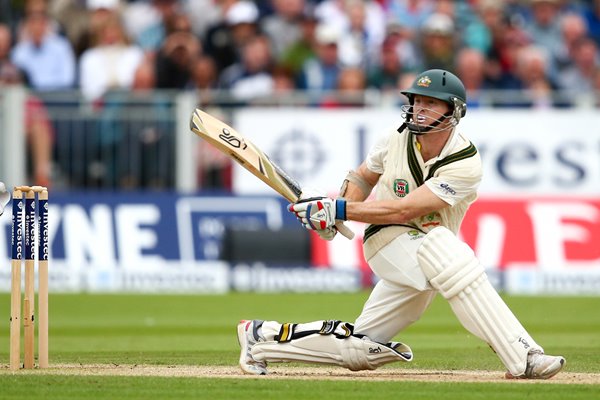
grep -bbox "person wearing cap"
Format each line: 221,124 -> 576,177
417,13 -> 457,72
237,69 -> 566,381
296,23 -> 342,91
203,0 -> 260,71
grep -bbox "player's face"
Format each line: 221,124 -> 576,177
412,94 -> 451,128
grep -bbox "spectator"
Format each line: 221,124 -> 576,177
417,13 -> 457,71
279,10 -> 318,74
261,0 -> 306,60
219,34 -> 275,100
0,23 -> 53,187
509,45 -> 562,108
315,0 -> 386,53
485,15 -> 530,89
11,8 -> 76,90
318,66 -> 365,108
524,0 -> 563,78
337,0 -> 383,68
79,13 -> 144,100
386,0 -> 434,34
73,0 -> 122,57
155,13 -> 201,89
383,21 -> 419,72
367,36 -> 406,93
135,0 -> 180,54
203,0 -> 261,72
558,38 -> 599,95
455,47 -> 489,108
297,23 -> 343,91
555,12 -> 589,72
189,55 -> 219,106
463,0 -> 505,55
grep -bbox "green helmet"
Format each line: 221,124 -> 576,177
401,69 -> 467,118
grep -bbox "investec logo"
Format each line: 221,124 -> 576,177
40,201 -> 49,260
12,202 -> 24,259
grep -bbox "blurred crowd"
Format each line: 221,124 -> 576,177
0,0 -> 599,106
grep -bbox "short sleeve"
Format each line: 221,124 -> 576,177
365,134 -> 391,174
424,156 -> 482,206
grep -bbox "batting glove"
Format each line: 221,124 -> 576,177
288,197 -> 347,231
315,226 -> 337,241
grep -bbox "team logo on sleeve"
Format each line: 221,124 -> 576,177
394,179 -> 409,197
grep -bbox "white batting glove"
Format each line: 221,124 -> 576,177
315,226 -> 337,241
288,197 -> 347,231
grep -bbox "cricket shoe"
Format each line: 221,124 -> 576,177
505,350 -> 566,380
237,320 -> 268,375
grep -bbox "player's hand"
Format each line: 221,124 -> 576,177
315,226 -> 337,241
288,197 -> 347,230
0,182 -> 9,217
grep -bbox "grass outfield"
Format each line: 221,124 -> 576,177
0,292 -> 599,399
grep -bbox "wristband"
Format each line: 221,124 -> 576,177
335,199 -> 347,220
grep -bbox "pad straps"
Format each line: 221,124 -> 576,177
275,320 -> 354,343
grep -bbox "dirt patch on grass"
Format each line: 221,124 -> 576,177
1,364 -> 598,385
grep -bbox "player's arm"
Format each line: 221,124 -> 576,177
339,162 -> 380,202
346,184 -> 448,225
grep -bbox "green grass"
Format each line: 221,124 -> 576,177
0,292 -> 598,399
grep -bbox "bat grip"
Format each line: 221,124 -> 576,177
335,221 -> 355,240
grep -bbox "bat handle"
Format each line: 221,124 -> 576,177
335,221 -> 355,240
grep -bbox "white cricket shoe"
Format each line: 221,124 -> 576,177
237,320 -> 268,375
505,350 -> 566,379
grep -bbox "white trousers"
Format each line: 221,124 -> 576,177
354,231 -> 436,343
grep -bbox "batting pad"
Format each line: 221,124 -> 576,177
417,227 -> 542,376
251,335 -> 412,371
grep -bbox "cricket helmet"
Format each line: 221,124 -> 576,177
400,69 -> 467,134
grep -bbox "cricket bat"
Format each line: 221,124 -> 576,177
190,109 -> 355,240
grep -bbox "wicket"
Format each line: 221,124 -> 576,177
10,185 -> 49,370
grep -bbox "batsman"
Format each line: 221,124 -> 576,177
237,69 -> 566,379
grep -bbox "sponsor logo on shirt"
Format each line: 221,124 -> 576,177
394,179 -> 409,197
440,182 -> 456,195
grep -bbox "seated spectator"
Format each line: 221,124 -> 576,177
155,13 -> 201,89
11,8 -> 76,90
188,55 -> 219,106
0,24 -> 53,187
321,66 -> 366,108
219,34 -> 275,101
367,36 -> 407,94
462,0 -> 505,55
416,13 -> 457,71
79,13 -> 144,100
386,0 -> 434,35
296,23 -> 342,91
203,0 -> 261,72
555,13 -> 589,72
261,0 -> 305,60
455,48 -> 490,108
337,0 -> 383,69
279,10 -> 318,75
134,0 -> 180,54
524,0 -> 563,79
506,45 -> 564,108
558,38 -> 599,97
